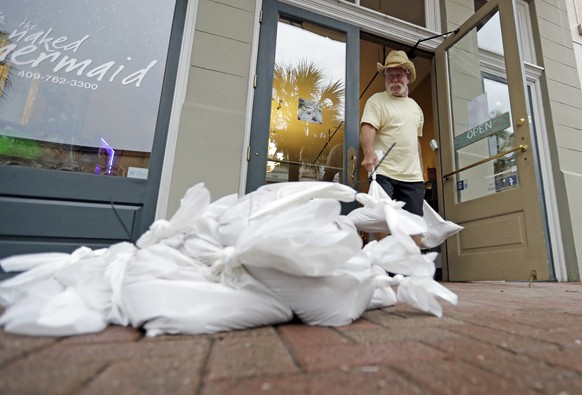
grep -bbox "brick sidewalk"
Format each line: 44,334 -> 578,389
0,281 -> 581,394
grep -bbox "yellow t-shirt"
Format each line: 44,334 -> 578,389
360,91 -> 424,182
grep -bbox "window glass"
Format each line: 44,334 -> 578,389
447,7 -> 520,203
267,20 -> 346,184
477,12 -> 503,54
475,0 -> 536,63
0,0 -> 176,177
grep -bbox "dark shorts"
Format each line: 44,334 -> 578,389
373,174 -> 425,216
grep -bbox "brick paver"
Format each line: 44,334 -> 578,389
0,281 -> 580,394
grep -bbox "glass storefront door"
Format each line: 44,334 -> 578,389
267,20 -> 346,184
445,12 -> 520,203
436,0 -> 550,281
246,0 -> 359,192
0,0 -> 187,261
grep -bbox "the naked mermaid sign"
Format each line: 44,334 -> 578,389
2,20 -> 158,89
0,0 -> 175,155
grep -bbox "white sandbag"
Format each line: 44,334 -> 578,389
393,275 -> 458,318
350,180 -> 427,236
420,201 -> 464,249
234,199 -> 362,277
56,242 -> 138,326
178,192 -> 239,254
218,182 -> 357,246
0,246 -> 102,305
363,228 -> 436,278
0,279 -> 107,336
248,181 -> 358,219
205,193 -> 240,219
246,251 -> 375,327
124,244 -> 214,283
180,223 -> 226,270
1,251 -> 83,272
349,179 -> 397,233
119,242 -> 292,336
123,276 -> 293,336
346,206 -> 388,233
137,183 -> 212,248
366,265 -> 398,310
0,242 -> 138,336
159,192 -> 239,254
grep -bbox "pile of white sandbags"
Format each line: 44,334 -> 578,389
0,181 -> 459,337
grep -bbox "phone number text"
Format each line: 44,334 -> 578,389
18,70 -> 99,90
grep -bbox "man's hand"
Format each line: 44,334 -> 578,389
361,152 -> 378,173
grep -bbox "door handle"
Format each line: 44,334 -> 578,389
443,145 -> 528,179
347,147 -> 358,188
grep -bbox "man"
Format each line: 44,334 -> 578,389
360,50 -> 425,242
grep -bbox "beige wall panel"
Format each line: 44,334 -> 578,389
558,146 -> 582,175
575,43 -> 582,88
569,0 -> 582,89
547,81 -> 582,109
535,0 -> 582,278
535,0 -> 569,25
563,170 -> 582,278
191,32 -> 252,76
444,0 -> 475,28
538,17 -> 577,46
550,100 -> 582,130
167,0 -> 257,216
212,0 -> 255,12
185,67 -> 248,111
561,142 -> 582,279
554,125 -> 582,152
196,0 -> 254,43
540,37 -> 576,66
546,74 -> 582,101
168,103 -> 246,216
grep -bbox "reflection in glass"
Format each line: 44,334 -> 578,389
447,8 -> 519,203
0,0 -> 175,177
267,20 -> 346,184
477,12 -> 503,54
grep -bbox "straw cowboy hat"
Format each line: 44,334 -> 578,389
377,50 -> 416,83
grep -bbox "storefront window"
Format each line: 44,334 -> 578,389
0,0 -> 176,178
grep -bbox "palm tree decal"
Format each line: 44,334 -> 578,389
0,29 -> 11,101
269,60 -> 344,181
0,29 -> 36,165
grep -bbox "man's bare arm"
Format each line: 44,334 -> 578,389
360,123 -> 378,172
418,139 -> 424,180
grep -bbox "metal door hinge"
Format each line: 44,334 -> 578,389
253,75 -> 257,88
246,146 -> 251,161
259,10 -> 263,23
